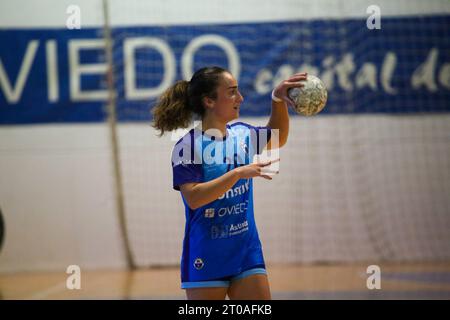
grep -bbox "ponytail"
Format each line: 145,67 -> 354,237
152,80 -> 193,136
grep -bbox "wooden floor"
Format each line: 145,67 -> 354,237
1,262 -> 450,299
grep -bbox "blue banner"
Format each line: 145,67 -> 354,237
1,16 -> 449,124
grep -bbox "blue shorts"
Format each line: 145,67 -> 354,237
181,265 -> 267,289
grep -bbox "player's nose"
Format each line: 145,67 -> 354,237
237,91 -> 244,103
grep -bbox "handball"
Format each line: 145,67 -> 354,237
288,75 -> 328,116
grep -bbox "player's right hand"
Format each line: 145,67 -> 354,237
273,73 -> 307,106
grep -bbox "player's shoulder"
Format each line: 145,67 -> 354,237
171,127 -> 205,165
171,128 -> 197,161
172,128 -> 196,148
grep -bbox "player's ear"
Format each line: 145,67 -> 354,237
203,96 -> 215,109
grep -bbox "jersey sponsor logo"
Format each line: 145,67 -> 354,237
229,220 -> 249,236
204,208 -> 215,218
218,180 -> 250,200
218,200 -> 248,217
193,258 -> 204,270
211,225 -> 229,240
210,220 -> 249,239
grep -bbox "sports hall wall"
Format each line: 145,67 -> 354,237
0,0 -> 449,272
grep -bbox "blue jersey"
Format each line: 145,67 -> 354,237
172,122 -> 271,283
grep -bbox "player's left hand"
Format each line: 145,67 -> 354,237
273,73 -> 308,106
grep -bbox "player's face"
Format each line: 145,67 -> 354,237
210,72 -> 244,122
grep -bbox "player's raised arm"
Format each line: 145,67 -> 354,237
267,73 -> 307,148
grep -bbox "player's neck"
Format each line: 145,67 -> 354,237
201,116 -> 227,138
